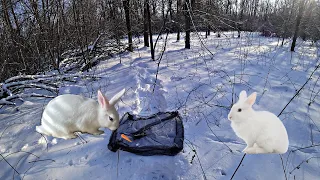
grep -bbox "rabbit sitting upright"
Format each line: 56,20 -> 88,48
36,89 -> 125,139
228,90 -> 289,154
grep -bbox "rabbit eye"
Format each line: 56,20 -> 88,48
238,108 -> 242,112
109,117 -> 114,121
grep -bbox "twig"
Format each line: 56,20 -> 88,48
185,1 -> 213,83
289,156 -> 320,174
278,63 -> 320,116
292,143 -> 320,152
204,118 -> 233,152
28,159 -> 55,163
280,154 -> 288,180
76,132 -> 88,144
185,139 -> 208,180
0,153 -> 20,175
185,1 -> 215,57
230,154 -> 246,180
176,84 -> 209,111
152,30 -> 169,93
232,71 -> 235,105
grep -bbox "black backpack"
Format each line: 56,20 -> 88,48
108,111 -> 184,156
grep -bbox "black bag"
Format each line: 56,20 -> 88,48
108,111 -> 184,156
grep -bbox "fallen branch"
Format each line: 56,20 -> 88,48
9,84 -> 58,93
1,73 -> 101,106
5,74 -> 58,84
89,34 -> 103,54
0,93 -> 55,105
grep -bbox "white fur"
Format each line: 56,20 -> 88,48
36,89 -> 126,139
228,90 -> 289,154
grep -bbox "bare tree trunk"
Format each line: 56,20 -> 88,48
2,0 -> 15,36
291,0 -> 306,52
123,0 -> 133,52
143,0 -> 149,47
146,0 -> 154,60
152,0 -> 156,15
168,0 -> 173,29
253,0 -> 258,17
162,0 -> 165,21
282,0 -> 296,46
226,0 -> 231,14
185,0 -> 191,49
238,0 -> 246,38
176,0 -> 181,41
10,1 -> 21,33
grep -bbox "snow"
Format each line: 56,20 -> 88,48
0,32 -> 320,180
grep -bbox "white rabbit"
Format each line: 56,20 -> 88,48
228,90 -> 289,154
36,89 -> 125,139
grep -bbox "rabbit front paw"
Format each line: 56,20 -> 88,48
242,144 -> 254,153
242,146 -> 250,152
93,130 -> 104,135
243,147 -> 258,154
242,148 -> 247,153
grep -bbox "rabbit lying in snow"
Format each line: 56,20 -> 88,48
228,90 -> 289,154
36,89 -> 125,139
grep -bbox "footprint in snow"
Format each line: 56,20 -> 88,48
68,160 -> 73,166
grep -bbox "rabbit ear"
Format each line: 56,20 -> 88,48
97,90 -> 110,109
239,90 -> 247,101
245,92 -> 257,106
110,89 -> 126,106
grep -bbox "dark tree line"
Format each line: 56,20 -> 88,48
1,0 -> 320,81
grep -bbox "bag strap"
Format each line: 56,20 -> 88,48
131,112 -> 178,139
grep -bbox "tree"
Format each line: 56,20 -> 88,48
185,0 -> 191,49
146,0 -> 155,60
291,0 -> 306,52
2,0 -> 320,82
143,0 -> 149,47
123,0 -> 133,52
176,0 -> 182,41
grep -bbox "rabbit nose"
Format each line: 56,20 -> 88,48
228,115 -> 232,120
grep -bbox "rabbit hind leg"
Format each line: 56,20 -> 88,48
58,132 -> 77,139
242,140 -> 255,152
243,143 -> 271,154
52,127 -> 77,139
36,125 -> 52,136
254,142 -> 274,154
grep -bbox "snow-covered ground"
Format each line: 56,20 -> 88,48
1,32 -> 320,180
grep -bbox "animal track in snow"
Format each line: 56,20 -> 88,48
132,61 -> 167,115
